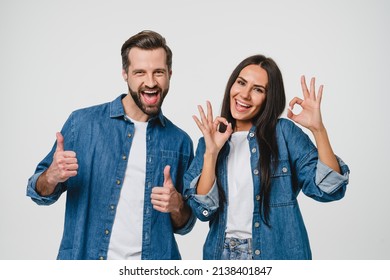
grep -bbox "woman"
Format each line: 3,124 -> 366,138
183,55 -> 350,260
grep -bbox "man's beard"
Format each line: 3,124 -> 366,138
128,85 -> 168,117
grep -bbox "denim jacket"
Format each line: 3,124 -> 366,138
183,118 -> 350,260
27,94 -> 195,260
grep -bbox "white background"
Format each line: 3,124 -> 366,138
0,0 -> 389,260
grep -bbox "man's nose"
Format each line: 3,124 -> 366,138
144,74 -> 157,88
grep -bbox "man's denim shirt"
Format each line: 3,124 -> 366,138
27,94 -> 195,260
183,118 -> 350,260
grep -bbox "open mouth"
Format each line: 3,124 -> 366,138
141,89 -> 160,105
235,99 -> 251,111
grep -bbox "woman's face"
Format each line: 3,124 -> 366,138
230,64 -> 268,131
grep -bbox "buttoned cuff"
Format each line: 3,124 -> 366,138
189,175 -> 219,209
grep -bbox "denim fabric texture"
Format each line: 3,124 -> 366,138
27,94 -> 195,260
183,118 -> 350,260
222,237 -> 253,260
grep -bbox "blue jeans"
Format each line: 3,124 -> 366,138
221,237 -> 253,260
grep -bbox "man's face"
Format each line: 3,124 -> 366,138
123,47 -> 171,116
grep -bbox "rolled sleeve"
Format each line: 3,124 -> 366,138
26,171 -> 63,205
174,211 -> 197,235
315,156 -> 350,194
191,176 -> 219,209
185,175 -> 220,221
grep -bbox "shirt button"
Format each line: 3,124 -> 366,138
254,249 -> 261,255
110,205 -> 115,210
116,180 -> 121,185
202,210 -> 209,217
256,195 -> 261,201
127,133 -> 132,138
253,169 -> 259,175
254,222 -> 260,228
282,167 -> 288,173
249,132 -> 255,138
105,229 -> 110,235
122,155 -> 127,160
99,256 -> 104,260
251,148 -> 257,153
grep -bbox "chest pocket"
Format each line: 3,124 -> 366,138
270,159 -> 295,205
159,150 -> 189,189
271,159 -> 291,177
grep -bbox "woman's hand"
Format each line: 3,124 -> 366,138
287,75 -> 325,133
193,101 -> 233,156
288,76 -> 341,173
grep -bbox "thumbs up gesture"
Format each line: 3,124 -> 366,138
36,132 -> 78,196
47,132 -> 78,184
151,165 -> 183,213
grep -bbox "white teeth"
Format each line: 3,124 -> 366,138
236,100 -> 250,108
144,90 -> 157,94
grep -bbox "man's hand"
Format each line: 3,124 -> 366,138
151,165 -> 191,229
36,132 -> 78,196
151,165 -> 182,213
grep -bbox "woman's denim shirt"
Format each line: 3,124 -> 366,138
27,94 -> 195,260
183,118 -> 350,260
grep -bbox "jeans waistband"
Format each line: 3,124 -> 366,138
224,237 -> 252,251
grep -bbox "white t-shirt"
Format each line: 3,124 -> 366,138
225,131 -> 254,240
107,117 -> 147,259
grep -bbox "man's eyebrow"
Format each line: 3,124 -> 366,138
154,68 -> 167,72
131,69 -> 145,73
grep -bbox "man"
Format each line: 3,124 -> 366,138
27,30 -> 195,260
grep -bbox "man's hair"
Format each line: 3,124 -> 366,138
121,30 -> 172,73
